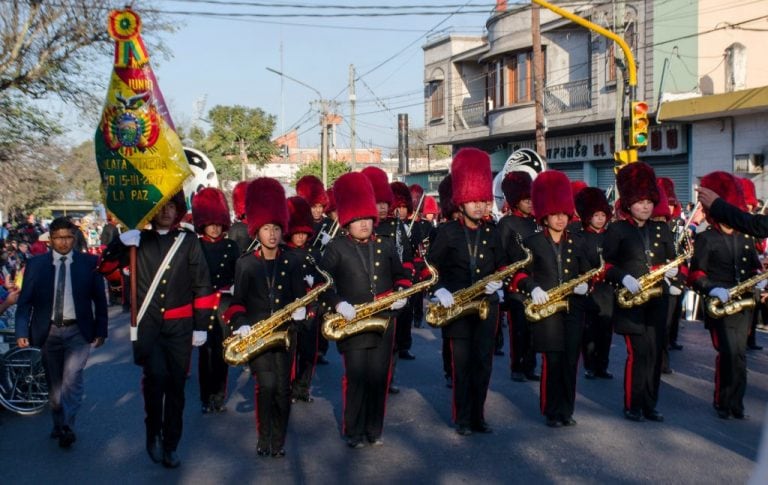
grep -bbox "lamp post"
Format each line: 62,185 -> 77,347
266,67 -> 333,187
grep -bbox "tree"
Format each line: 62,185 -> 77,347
59,141 -> 103,203
203,105 -> 279,184
294,160 -> 351,186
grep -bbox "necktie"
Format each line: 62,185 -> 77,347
53,256 -> 66,325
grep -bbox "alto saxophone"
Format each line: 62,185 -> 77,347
222,261 -> 333,366
425,248 -> 532,328
524,261 -> 605,322
616,246 -> 692,309
705,271 -> 768,318
321,259 -> 438,341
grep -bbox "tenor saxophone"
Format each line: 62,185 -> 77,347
223,261 -> 333,366
425,248 -> 532,328
321,259 -> 438,341
524,261 -> 605,322
705,271 -> 768,318
616,246 -> 692,309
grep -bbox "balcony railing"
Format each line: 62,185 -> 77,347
544,79 -> 591,114
453,101 -> 486,130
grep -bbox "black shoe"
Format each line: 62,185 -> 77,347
624,409 -> 644,422
257,443 -> 271,457
595,370 -> 614,379
58,426 -> 76,448
716,408 -> 731,420
471,422 -> 493,433
398,350 -> 416,360
201,403 -> 212,414
494,349 -> 505,356
271,448 -> 286,458
524,373 -> 541,382
511,372 -> 526,382
661,367 -> 673,375
50,426 -> 63,439
147,436 -> 163,463
584,370 -> 596,380
347,437 -> 365,449
546,418 -> 563,428
669,343 -> 683,351
748,344 -> 763,351
445,376 -> 453,388
367,435 -> 384,446
643,409 -> 664,422
561,416 -> 577,426
456,425 -> 473,436
388,385 -> 400,394
162,450 -> 181,468
732,410 -> 748,420
211,397 -> 226,412
316,354 -> 330,365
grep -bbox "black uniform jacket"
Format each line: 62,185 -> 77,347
376,217 -> 415,276
512,229 -> 590,351
228,221 -> 253,254
319,234 -> 413,352
689,226 -> 761,326
428,219 -> 508,338
200,235 -> 240,332
579,226 -> 614,319
710,198 -> 768,238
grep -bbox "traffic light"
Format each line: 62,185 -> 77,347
629,101 -> 649,148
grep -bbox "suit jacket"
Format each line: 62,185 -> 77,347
15,251 -> 108,347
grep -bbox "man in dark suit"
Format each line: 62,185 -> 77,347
15,217 -> 108,448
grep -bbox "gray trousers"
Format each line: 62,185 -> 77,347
42,324 -> 91,429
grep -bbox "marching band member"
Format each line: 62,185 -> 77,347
191,188 -> 239,414
512,171 -> 590,427
229,180 -> 253,254
296,175 -> 332,247
391,181 -> 418,360
603,162 -> 676,423
318,172 -> 412,448
740,177 -> 765,351
408,183 -> 436,329
497,171 -> 539,382
222,178 -> 308,458
658,177 -> 686,354
428,148 -> 507,435
574,187 -> 614,380
689,172 -> 763,420
437,174 -> 459,387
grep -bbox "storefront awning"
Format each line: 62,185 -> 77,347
658,85 -> 768,122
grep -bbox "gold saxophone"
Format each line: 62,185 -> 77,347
616,246 -> 692,309
321,259 -> 438,341
222,261 -> 333,366
524,261 -> 605,322
425,248 -> 532,328
705,271 -> 768,318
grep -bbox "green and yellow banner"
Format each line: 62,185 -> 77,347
94,8 -> 191,229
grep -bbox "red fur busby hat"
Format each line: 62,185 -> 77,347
571,180 -> 587,198
334,172 -> 378,227
451,147 -> 493,205
409,183 -> 424,210
246,177 -> 289,237
296,175 -> 329,207
651,180 -> 672,220
501,171 -> 532,208
739,177 -> 758,208
531,170 -> 575,223
701,171 -> 746,212
423,196 -> 439,216
616,162 -> 659,211
658,177 -> 678,205
438,174 -> 457,219
286,196 -> 314,238
192,187 -> 231,234
575,187 -> 612,227
325,187 -> 336,214
361,166 -> 394,206
232,181 -> 249,221
390,181 -> 413,216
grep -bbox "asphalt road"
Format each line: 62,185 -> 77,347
1,306 -> 766,484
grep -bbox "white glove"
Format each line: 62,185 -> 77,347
531,287 -> 549,305
622,275 -> 641,294
757,278 -> 768,291
304,274 -> 314,287
119,229 -> 141,247
234,325 -> 251,337
709,287 -> 729,303
336,301 -> 356,321
573,282 -> 589,296
192,330 -> 207,347
484,280 -> 503,295
496,289 -> 505,304
664,266 -> 679,279
291,306 -> 307,321
390,298 -> 407,310
669,285 -> 682,296
433,288 -> 454,308
319,232 -> 332,246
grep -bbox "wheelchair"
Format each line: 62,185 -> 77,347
0,329 -> 48,415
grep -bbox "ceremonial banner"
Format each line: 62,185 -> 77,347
94,8 -> 191,229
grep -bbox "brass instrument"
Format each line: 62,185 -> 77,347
426,248 -> 532,328
705,271 -> 768,318
524,261 -> 605,322
223,261 -> 333,365
616,247 -> 692,309
321,259 -> 438,341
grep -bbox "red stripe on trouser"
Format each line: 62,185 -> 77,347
381,319 -> 396,423
624,336 -> 634,410
254,380 -> 261,432
540,354 -> 548,415
450,338 -> 457,423
341,357 -> 348,436
710,329 -> 721,406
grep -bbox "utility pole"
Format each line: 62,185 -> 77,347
614,0 -> 625,153
349,64 -> 357,169
532,3 -> 546,158
319,101 -> 328,187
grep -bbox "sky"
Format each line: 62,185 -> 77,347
72,1 -> 499,156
